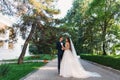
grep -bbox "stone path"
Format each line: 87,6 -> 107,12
21,59 -> 120,80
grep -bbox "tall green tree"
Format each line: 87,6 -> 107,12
0,0 -> 59,64
87,0 -> 120,55
64,0 -> 120,55
17,0 -> 59,64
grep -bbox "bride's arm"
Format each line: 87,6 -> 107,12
62,42 -> 70,50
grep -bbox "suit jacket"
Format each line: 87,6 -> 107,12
56,41 -> 64,55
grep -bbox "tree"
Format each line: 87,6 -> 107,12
63,0 -> 96,53
29,25 -> 68,55
88,0 -> 120,55
0,0 -> 59,64
17,0 -> 59,64
63,0 -> 120,55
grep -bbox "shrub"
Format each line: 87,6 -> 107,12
29,44 -> 40,54
80,54 -> 120,70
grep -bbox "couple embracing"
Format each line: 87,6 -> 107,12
56,36 -> 101,78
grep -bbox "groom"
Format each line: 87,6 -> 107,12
56,36 -> 64,74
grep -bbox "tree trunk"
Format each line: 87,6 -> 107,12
102,22 -> 107,55
102,42 -> 106,55
18,24 -> 36,64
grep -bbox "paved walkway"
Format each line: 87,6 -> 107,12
21,59 -> 120,80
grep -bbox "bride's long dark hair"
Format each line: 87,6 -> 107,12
66,37 -> 71,51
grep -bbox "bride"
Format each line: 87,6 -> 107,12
60,37 -> 101,78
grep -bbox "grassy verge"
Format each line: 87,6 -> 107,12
80,54 -> 120,71
0,62 -> 45,80
0,54 -> 56,80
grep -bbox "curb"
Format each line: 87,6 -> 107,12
0,60 -> 50,64
83,59 -> 120,75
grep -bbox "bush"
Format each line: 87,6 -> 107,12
29,44 -> 40,54
80,54 -> 120,70
24,54 -> 56,60
0,64 -> 10,77
40,54 -> 53,60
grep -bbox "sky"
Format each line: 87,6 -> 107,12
0,0 -> 74,26
53,0 -> 74,19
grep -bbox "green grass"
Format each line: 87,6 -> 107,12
0,62 -> 45,80
80,54 -> 120,71
0,54 -> 56,80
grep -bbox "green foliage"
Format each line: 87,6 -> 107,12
29,44 -> 40,54
80,54 -> 120,70
0,64 -> 10,77
39,54 -> 56,60
63,0 -> 120,55
24,54 -> 56,60
0,62 -> 45,80
30,26 -> 68,55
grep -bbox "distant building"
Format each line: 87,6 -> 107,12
0,16 -> 30,60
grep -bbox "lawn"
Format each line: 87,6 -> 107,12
0,62 -> 45,80
80,54 -> 120,71
0,54 -> 56,80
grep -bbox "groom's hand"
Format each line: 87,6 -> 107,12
62,47 -> 65,50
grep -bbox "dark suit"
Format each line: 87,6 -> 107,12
56,41 -> 64,74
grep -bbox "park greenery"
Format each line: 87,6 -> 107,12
63,0 -> 120,55
0,0 -> 120,79
0,0 -> 120,63
0,54 -> 55,79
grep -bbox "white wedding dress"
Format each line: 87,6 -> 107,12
60,39 -> 101,78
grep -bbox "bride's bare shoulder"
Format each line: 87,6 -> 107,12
65,42 -> 70,45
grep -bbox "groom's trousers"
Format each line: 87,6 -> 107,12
58,54 -> 63,74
